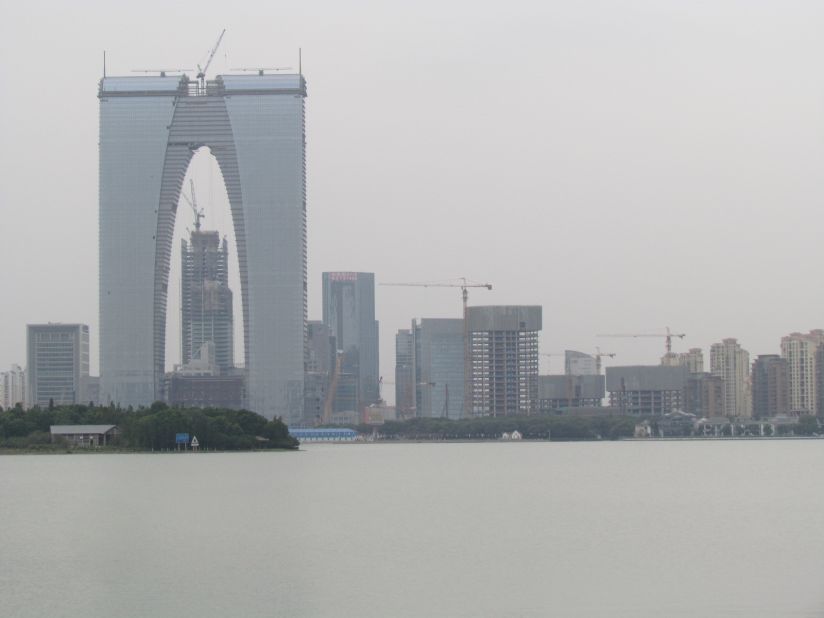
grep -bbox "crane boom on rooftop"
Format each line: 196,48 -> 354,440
197,29 -> 226,91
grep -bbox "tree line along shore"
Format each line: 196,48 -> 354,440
0,402 -> 298,451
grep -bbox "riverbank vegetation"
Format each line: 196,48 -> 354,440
349,414 -> 639,441
0,402 -> 298,451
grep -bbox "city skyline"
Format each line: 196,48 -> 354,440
2,3 -> 824,408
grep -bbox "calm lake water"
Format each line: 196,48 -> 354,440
1,441 -> 823,617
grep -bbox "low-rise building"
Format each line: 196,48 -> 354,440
50,425 -> 120,447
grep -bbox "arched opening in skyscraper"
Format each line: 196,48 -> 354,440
99,72 -> 307,421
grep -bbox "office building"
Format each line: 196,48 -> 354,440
751,355 -> 789,418
306,321 -> 334,375
1,364 -> 26,409
467,306 -> 541,416
180,226 -> 233,373
99,72 -> 307,421
565,350 -> 597,376
27,324 -> 89,407
538,375 -> 605,412
413,318 -> 464,419
395,329 -> 416,418
710,338 -> 751,418
780,330 -> 824,415
322,272 -> 379,411
606,365 -> 688,416
303,321 -> 335,425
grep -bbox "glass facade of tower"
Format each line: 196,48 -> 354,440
321,272 -> 379,411
99,74 -> 307,421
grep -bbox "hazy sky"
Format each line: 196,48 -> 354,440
2,1 -> 824,400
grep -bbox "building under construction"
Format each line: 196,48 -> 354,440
467,306 -> 542,416
180,229 -> 234,374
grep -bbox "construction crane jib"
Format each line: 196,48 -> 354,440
597,327 -> 686,355
380,278 -> 492,419
196,29 -> 226,92
180,179 -> 204,231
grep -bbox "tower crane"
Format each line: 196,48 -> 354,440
539,352 -> 564,374
180,179 -> 204,230
597,327 -> 685,355
380,278 -> 493,419
593,347 -> 616,375
196,29 -> 226,92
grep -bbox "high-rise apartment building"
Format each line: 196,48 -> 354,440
27,324 -> 89,407
413,319 -> 464,419
710,338 -> 751,418
467,306 -> 541,416
1,364 -> 26,409
780,330 -> 824,415
322,272 -> 379,412
99,72 -> 307,421
679,348 -> 704,374
751,354 -> 789,418
180,227 -> 233,373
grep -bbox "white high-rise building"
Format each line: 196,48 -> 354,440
27,324 -> 89,408
99,72 -> 307,421
780,330 -> 824,415
1,364 -> 26,409
710,338 -> 751,418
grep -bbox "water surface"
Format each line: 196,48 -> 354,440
1,441 -> 822,617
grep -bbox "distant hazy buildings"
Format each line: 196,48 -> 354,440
606,365 -> 688,416
538,375 -> 605,412
303,321 -> 335,424
565,350 -> 597,376
322,272 -> 380,412
413,318 -> 464,419
684,372 -> 724,418
0,364 -> 26,409
710,338 -> 751,418
780,330 -> 824,415
27,324 -> 89,407
180,227 -> 233,373
467,306 -> 541,416
395,329 -> 416,418
679,348 -> 704,374
751,354 -> 789,418
99,72 -> 307,421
